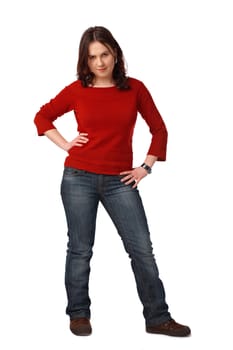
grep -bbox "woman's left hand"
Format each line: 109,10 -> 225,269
120,167 -> 148,188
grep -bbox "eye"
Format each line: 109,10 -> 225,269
88,55 -> 95,60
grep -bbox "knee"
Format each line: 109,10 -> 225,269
67,243 -> 93,261
125,240 -> 154,261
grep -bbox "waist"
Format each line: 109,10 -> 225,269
64,148 -> 133,175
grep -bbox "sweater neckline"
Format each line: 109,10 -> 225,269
89,86 -> 116,89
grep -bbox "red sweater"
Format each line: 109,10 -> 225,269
34,77 -> 168,174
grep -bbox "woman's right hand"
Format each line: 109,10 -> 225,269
44,129 -> 89,152
64,133 -> 89,151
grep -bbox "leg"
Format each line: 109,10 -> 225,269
101,177 -> 171,326
61,167 -> 99,320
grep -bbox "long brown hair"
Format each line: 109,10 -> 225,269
77,26 -> 130,90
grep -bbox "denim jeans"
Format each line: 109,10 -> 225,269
60,167 -> 171,326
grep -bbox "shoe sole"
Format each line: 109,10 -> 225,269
70,326 -> 92,336
146,329 -> 191,337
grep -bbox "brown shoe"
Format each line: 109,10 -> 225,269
70,318 -> 92,336
146,319 -> 191,337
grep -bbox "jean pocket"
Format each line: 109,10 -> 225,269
63,167 -> 86,177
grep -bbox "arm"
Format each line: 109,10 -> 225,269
143,154 -> 158,168
120,82 -> 167,188
34,82 -> 89,150
34,81 -> 79,136
137,82 -> 168,161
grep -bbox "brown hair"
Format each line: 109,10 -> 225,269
77,26 -> 130,90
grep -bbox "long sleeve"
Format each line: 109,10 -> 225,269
137,82 -> 168,161
34,82 -> 77,136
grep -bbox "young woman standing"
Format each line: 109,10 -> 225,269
34,26 -> 191,337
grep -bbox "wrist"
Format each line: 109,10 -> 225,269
140,163 -> 152,174
62,141 -> 71,152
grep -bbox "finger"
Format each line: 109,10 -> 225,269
79,134 -> 89,139
73,141 -> 87,147
132,180 -> 138,188
120,170 -> 133,175
73,134 -> 89,141
78,138 -> 89,143
126,177 -> 139,187
124,177 -> 137,185
76,136 -> 89,143
121,174 -> 134,183
78,136 -> 89,142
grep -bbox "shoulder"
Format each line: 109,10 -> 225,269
128,77 -> 144,88
127,77 -> 151,96
127,77 -> 149,93
63,79 -> 83,91
56,80 -> 84,99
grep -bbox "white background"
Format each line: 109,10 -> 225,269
0,0 -> 232,349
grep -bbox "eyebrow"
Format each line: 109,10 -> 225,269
88,50 -> 110,58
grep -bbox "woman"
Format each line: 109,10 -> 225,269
34,26 -> 191,337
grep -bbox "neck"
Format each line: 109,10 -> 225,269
93,78 -> 115,87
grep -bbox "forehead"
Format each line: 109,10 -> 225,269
88,41 -> 112,54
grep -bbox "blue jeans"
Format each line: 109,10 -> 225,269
60,167 -> 171,326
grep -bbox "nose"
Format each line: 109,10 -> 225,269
96,56 -> 104,66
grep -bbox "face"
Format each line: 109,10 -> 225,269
87,41 -> 115,83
